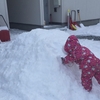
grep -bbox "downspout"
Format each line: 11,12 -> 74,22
39,0 -> 44,26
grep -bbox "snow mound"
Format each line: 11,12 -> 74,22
0,29 -> 100,100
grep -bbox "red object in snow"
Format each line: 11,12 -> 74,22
69,15 -> 78,30
0,30 -> 10,42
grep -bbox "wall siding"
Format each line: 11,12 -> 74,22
0,0 -> 9,27
7,0 -> 43,25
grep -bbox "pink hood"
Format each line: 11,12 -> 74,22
64,35 -> 81,53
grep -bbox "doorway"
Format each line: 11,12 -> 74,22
43,0 -> 49,25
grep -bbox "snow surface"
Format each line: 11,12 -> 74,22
0,23 -> 100,100
59,23 -> 100,36
0,26 -> 8,31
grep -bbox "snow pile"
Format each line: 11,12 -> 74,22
68,23 -> 100,36
0,26 -> 8,31
58,23 -> 100,36
0,28 -> 100,100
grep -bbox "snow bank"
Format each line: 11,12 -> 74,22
0,28 -> 100,100
0,26 -> 8,31
68,23 -> 100,36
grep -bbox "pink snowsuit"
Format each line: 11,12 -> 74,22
63,35 -> 100,91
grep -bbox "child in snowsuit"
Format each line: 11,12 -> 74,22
61,35 -> 100,92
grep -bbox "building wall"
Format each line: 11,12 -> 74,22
49,0 -> 62,23
86,0 -> 100,20
62,0 -> 100,23
7,0 -> 44,26
0,0 -> 9,27
6,0 -> 100,30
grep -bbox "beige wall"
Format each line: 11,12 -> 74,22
49,0 -> 62,23
0,0 -> 9,27
62,0 -> 100,23
7,0 -> 44,25
7,0 -> 100,26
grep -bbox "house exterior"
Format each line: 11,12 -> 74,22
6,0 -> 100,30
0,0 -> 9,28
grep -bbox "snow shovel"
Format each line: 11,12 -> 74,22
69,10 -> 78,30
77,10 -> 85,28
0,15 -> 10,42
67,9 -> 76,30
69,15 -> 77,30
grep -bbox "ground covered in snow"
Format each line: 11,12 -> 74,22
0,23 -> 100,100
59,23 -> 100,36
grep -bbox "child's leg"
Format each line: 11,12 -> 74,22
81,74 -> 92,91
81,67 -> 95,91
94,70 -> 100,84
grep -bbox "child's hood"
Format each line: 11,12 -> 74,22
64,35 -> 81,53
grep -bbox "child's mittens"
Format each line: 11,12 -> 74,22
61,57 -> 65,64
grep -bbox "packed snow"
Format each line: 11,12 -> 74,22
0,23 -> 100,100
0,26 -> 8,31
60,23 -> 100,36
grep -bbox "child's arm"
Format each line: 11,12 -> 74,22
61,48 -> 83,64
61,54 -> 75,64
